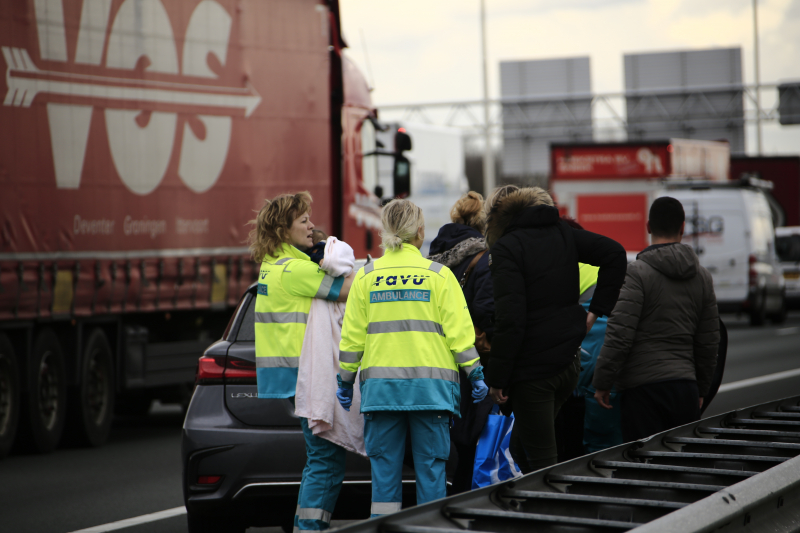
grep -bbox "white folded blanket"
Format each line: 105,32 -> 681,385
321,236 -> 355,277
294,237 -> 366,456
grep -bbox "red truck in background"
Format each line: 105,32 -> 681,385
550,139 -> 730,252
550,140 -> 789,325
0,0 -> 385,457
730,156 -> 800,227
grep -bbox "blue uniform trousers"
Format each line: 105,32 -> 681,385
294,417 -> 347,532
363,410 -> 450,517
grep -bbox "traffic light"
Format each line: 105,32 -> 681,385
393,127 -> 412,198
394,127 -> 412,153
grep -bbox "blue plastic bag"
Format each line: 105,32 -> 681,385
472,406 -> 522,489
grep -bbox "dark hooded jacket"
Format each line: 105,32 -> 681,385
428,223 -> 494,338
484,189 -> 627,389
593,243 -> 719,395
429,223 -> 495,452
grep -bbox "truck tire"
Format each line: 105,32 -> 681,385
0,333 -> 21,459
20,329 -> 67,453
66,328 -> 115,447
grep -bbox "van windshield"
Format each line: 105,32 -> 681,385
776,235 -> 800,262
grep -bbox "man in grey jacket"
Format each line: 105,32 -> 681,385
593,197 -> 719,442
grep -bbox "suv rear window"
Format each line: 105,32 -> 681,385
777,235 -> 800,262
236,295 -> 257,341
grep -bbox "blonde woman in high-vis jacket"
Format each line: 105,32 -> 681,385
337,199 -> 488,517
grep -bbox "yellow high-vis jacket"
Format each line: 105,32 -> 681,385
579,263 -> 600,304
255,243 -> 345,398
339,244 -> 482,414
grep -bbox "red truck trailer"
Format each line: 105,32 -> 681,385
550,141 -> 789,324
0,0 -> 384,456
550,139 -> 730,252
730,156 -> 800,227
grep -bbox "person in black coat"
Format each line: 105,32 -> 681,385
428,191 -> 494,493
484,187 -> 626,473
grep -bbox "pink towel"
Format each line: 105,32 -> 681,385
294,238 -> 366,456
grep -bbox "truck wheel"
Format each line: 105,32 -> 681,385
749,290 -> 767,326
20,329 -> 67,453
0,333 -> 21,459
66,329 -> 115,447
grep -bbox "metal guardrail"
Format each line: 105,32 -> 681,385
335,395 -> 800,533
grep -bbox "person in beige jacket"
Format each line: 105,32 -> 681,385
593,196 -> 719,442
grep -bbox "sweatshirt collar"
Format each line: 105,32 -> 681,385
429,223 -> 484,255
637,241 -> 678,259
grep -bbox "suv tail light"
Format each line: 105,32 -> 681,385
224,358 -> 257,380
748,254 -> 758,287
197,356 -> 225,383
196,356 -> 256,385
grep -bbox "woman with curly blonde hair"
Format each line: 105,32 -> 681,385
249,191 -> 354,533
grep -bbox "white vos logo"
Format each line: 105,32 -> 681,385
3,0 -> 261,195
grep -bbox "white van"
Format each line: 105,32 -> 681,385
776,226 -> 800,307
658,181 -> 786,325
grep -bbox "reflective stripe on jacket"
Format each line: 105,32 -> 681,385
339,244 -> 480,414
255,243 -> 344,398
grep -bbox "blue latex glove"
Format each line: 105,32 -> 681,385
471,379 -> 488,403
336,387 -> 353,411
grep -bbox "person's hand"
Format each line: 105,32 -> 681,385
471,380 -> 489,403
699,397 -> 704,410
336,387 -> 353,411
586,311 -> 599,333
489,387 -> 508,405
594,389 -> 612,409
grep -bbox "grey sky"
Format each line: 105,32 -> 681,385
340,0 -> 800,155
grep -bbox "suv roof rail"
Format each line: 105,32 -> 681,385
664,175 -> 774,191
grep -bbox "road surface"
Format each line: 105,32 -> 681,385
1,312 -> 798,532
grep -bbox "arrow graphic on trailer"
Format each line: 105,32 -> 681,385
2,47 -> 261,117
0,0 -> 258,196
